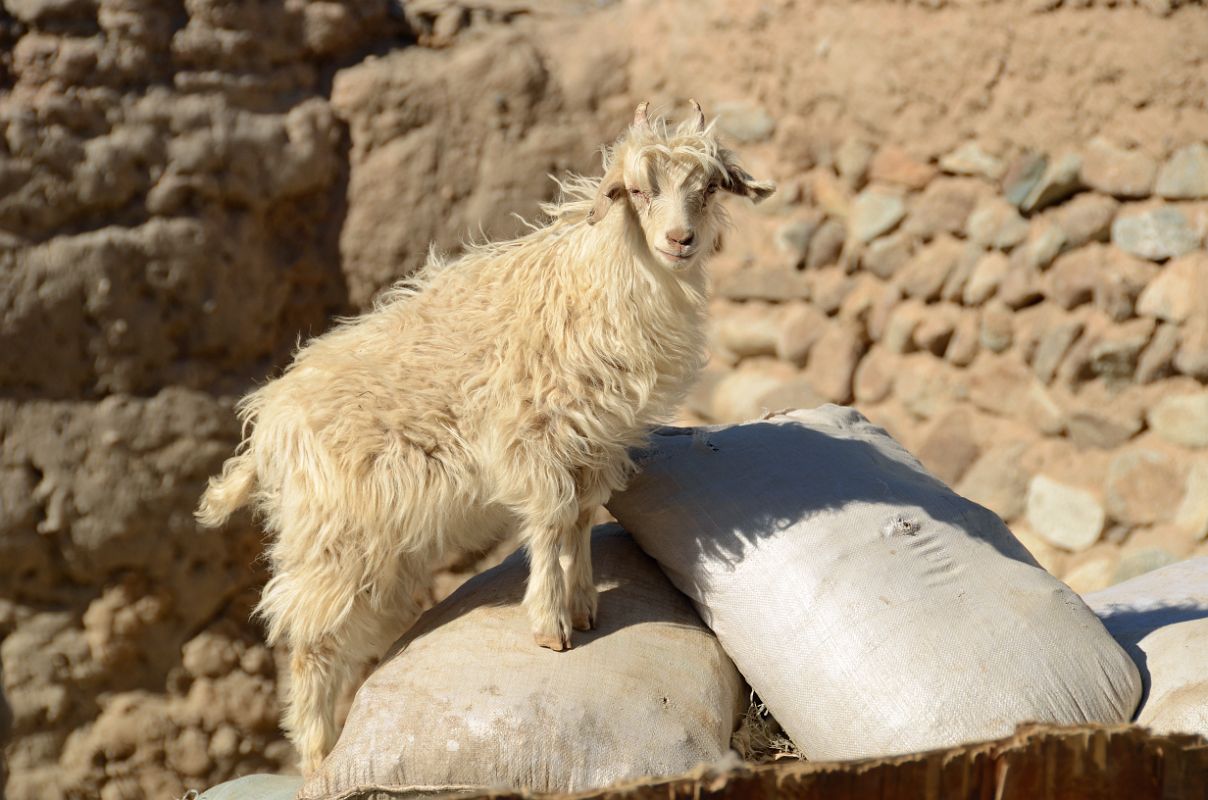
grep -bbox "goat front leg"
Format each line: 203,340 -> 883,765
564,506 -> 598,631
522,515 -> 574,651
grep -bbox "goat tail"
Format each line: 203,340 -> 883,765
196,451 -> 257,527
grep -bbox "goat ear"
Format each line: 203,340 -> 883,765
587,162 -> 625,225
724,163 -> 776,204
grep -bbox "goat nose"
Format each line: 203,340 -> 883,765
666,229 -> 695,246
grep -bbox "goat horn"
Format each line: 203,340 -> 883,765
633,101 -> 650,127
689,98 -> 705,129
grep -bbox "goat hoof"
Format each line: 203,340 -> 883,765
570,587 -> 598,632
534,631 -> 571,651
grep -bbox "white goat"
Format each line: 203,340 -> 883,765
196,100 -> 774,773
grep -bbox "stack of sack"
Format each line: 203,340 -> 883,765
201,406 -> 1208,800
1084,558 -> 1208,737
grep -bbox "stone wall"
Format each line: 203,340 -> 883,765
699,132 -> 1208,592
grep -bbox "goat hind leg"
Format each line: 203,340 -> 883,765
284,638 -> 354,775
287,585 -> 424,774
564,506 -> 598,631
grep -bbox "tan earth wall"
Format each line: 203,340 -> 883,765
2,0 -> 1207,798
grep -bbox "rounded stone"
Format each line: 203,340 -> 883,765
1026,475 -> 1105,551
1080,138 -> 1157,199
1148,392 -> 1208,448
1111,207 -> 1200,262
939,142 -> 1005,181
1155,143 -> 1208,200
1105,449 -> 1184,526
966,198 -> 1029,250
850,188 -> 907,244
1113,547 -> 1179,585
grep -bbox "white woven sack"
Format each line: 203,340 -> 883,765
198,775 -> 303,800
299,524 -> 744,799
1085,557 -> 1208,738
607,406 -> 1141,761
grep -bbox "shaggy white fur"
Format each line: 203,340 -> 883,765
196,100 -> 774,773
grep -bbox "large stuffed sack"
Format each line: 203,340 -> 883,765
299,524 -> 745,799
1085,557 -> 1208,738
607,406 -> 1141,761
198,775 -> 303,800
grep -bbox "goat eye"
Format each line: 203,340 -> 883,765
706,183 -> 719,195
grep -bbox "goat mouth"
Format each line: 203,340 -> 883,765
656,248 -> 695,262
